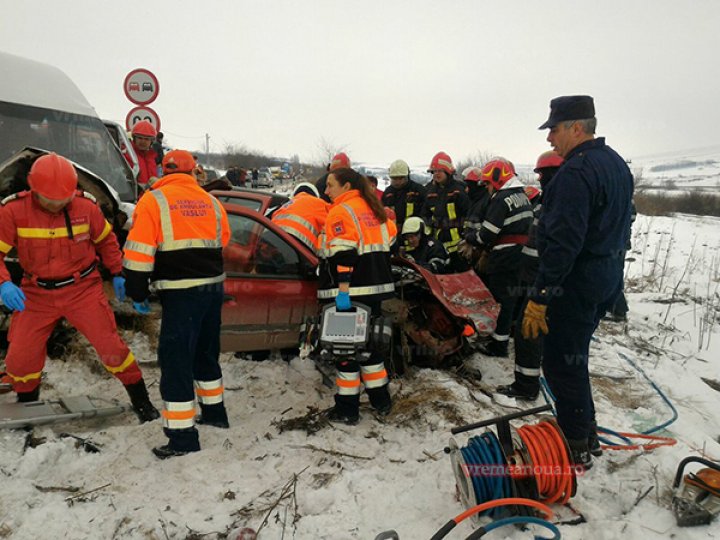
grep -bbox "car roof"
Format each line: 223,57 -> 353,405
210,188 -> 289,214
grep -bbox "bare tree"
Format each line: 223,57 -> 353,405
456,150 -> 496,177
315,137 -> 349,168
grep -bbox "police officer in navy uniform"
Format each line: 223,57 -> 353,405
522,96 -> 634,469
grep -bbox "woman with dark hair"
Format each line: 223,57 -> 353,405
318,167 -> 397,424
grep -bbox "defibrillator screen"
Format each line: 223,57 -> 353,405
324,313 -> 358,338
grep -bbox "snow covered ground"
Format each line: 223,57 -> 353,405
1,211 -> 719,540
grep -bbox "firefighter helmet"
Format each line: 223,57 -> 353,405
292,182 -> 320,198
389,159 -> 410,178
329,152 -> 351,171
401,216 -> 428,236
131,120 -> 157,138
462,166 -> 482,182
524,186 -> 541,201
480,158 -> 516,190
162,150 -> 197,174
427,152 -> 455,174
27,153 -> 78,200
534,150 -> 564,172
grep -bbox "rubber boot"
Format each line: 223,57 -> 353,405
197,402 -> 229,429
153,427 -> 201,459
17,386 -> 40,403
568,438 -> 593,470
124,379 -> 160,423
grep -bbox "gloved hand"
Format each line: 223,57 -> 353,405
335,291 -> 352,311
457,240 -> 475,261
133,300 -> 151,315
522,300 -> 549,339
0,282 -> 26,312
112,276 -> 126,302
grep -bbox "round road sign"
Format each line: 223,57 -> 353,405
126,106 -> 161,133
124,68 -> 160,105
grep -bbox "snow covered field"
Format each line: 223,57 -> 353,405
1,211 -> 719,540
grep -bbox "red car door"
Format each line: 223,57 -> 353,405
220,205 -> 319,352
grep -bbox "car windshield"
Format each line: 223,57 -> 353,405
0,101 -> 135,201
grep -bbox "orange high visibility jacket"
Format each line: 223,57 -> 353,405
123,173 -> 230,299
0,191 -> 121,284
318,189 -> 397,302
271,193 -> 330,255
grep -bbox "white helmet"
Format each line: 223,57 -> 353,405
401,216 -> 428,236
389,159 -> 410,178
292,182 -> 319,197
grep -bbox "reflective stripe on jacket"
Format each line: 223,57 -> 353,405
271,193 -> 330,255
318,189 -> 397,302
0,190 -> 121,284
421,179 -> 469,253
123,173 -> 230,293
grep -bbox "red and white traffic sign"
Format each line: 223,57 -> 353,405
123,68 -> 160,105
126,106 -> 161,132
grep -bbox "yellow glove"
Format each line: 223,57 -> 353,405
522,300 -> 549,339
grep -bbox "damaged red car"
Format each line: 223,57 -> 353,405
212,190 -> 499,368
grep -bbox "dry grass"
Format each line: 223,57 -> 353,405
592,376 -> 651,410
389,383 -> 465,426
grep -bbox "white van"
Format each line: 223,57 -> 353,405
0,51 -> 137,209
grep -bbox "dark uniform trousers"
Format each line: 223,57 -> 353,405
333,300 -> 391,416
511,295 -> 543,392
158,283 -> 225,451
543,256 -> 622,440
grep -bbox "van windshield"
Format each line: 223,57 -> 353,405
0,101 -> 135,201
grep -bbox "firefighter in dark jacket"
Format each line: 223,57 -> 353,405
0,153 -> 158,422
124,150 -> 231,459
463,158 -> 533,357
461,166 -> 491,238
316,152 -> 351,203
421,152 -> 470,271
399,217 -> 450,274
497,150 -> 563,400
318,168 -> 397,425
523,95 -> 634,469
381,159 -> 426,232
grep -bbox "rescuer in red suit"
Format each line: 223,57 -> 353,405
0,153 -> 159,422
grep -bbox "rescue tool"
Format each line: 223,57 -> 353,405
671,456 -> 720,527
0,395 -> 129,429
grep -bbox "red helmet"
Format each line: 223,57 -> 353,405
132,120 -> 157,138
462,166 -> 482,182
480,158 -> 516,190
329,152 -> 351,171
162,150 -> 197,174
27,153 -> 78,200
534,150 -> 563,172
428,151 -> 455,174
524,186 -> 541,201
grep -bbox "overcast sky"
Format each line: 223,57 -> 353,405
2,0 -> 719,168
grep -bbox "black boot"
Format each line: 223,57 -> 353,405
496,382 -> 539,401
197,403 -> 229,429
125,380 -> 160,423
568,438 -> 593,470
588,422 -> 603,457
326,407 -> 360,425
478,339 -> 509,358
17,386 -> 40,403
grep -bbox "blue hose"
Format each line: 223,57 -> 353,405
464,516 -> 561,540
459,432 -> 512,519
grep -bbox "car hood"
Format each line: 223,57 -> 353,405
392,257 -> 499,336
0,146 -> 128,228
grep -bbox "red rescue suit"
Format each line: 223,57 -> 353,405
131,141 -> 158,186
0,191 -> 142,392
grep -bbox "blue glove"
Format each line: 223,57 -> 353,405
335,291 -> 352,311
133,300 -> 151,314
112,276 -> 126,302
0,282 -> 26,312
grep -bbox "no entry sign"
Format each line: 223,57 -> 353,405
124,68 -> 159,105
